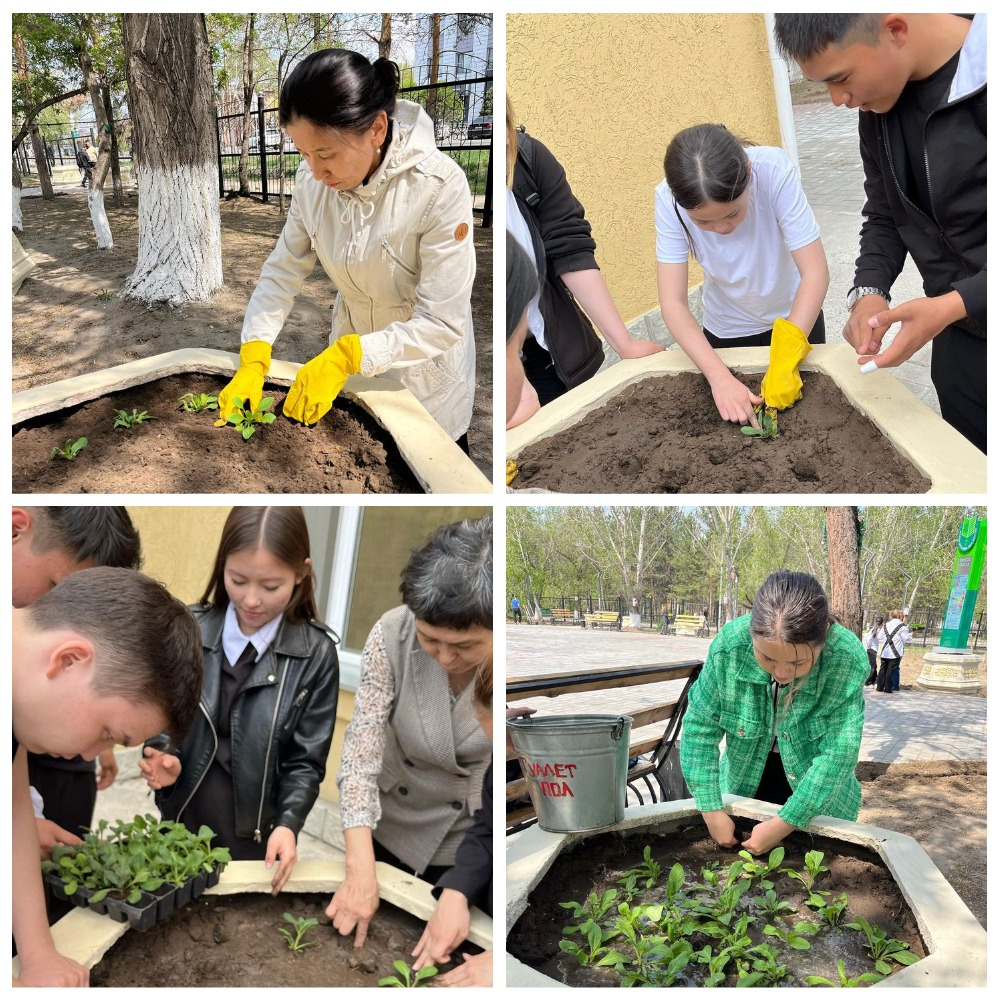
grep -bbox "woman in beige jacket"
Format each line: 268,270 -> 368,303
217,49 -> 477,448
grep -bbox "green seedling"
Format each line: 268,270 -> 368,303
560,888 -> 619,932
50,437 -> 87,461
805,959 -> 886,987
227,395 -> 276,440
805,890 -> 851,927
782,849 -> 829,892
113,408 -> 156,429
377,960 -> 437,988
735,942 -> 790,987
96,288 -> 114,302
764,919 -> 817,951
617,845 -> 662,898
741,406 -> 779,439
277,912 -> 319,954
844,915 -> 920,975
757,888 -> 797,920
738,846 -> 785,888
693,943 -> 740,988
619,938 -> 692,988
178,391 -> 219,413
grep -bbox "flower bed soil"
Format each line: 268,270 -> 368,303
13,374 -> 422,494
512,372 -> 932,494
507,823 -> 926,988
90,891 -> 477,988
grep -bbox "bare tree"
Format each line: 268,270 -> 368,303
122,13 -> 222,303
14,34 -> 54,202
826,507 -> 863,637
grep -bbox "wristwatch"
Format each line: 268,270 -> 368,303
846,286 -> 890,311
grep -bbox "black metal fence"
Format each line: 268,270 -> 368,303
17,67 -> 492,226
515,595 -> 987,648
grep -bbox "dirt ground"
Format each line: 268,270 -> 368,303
90,891 -> 476,988
854,646 -> 987,930
13,190 -> 493,479
511,372 -> 931,494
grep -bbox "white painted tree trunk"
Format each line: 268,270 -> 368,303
12,185 -> 23,231
88,188 -> 114,249
123,163 -> 222,304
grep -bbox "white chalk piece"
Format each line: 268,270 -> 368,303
859,359 -> 879,374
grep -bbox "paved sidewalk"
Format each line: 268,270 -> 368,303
505,625 -> 986,763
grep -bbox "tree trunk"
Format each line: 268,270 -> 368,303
378,14 -> 392,58
123,13 -> 223,303
826,506 -> 863,637
76,25 -> 114,248
12,155 -> 24,231
238,14 -> 255,196
427,14 -> 441,122
15,34 -> 54,202
101,84 -> 124,207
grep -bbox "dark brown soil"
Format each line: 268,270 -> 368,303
508,823 -> 925,988
12,373 -> 422,494
512,372 -> 931,493
90,892 -> 475,988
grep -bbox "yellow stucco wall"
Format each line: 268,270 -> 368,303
508,13 -> 782,322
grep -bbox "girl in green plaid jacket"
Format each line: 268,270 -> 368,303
680,571 -> 868,855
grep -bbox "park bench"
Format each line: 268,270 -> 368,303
584,611 -> 622,630
506,660 -> 703,832
549,608 -> 582,626
669,614 -> 709,637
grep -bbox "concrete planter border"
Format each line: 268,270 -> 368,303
506,344 -> 984,495
13,348 -> 491,495
21,859 -> 491,976
506,796 -> 985,988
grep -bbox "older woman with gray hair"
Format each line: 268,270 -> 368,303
326,516 -> 492,948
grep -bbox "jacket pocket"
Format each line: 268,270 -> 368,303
720,710 -> 768,742
380,238 -> 418,279
281,688 -> 310,736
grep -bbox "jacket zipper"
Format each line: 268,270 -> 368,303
176,703 -> 218,821
380,238 -> 417,277
283,689 -> 310,733
256,657 -> 290,842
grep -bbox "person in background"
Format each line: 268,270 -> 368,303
874,610 -> 912,694
864,615 -> 884,686
680,570 -> 867,855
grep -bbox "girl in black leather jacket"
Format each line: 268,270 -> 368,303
140,507 -> 339,894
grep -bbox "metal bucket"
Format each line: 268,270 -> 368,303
507,714 -> 633,833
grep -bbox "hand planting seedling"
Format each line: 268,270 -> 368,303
277,912 -> 319,954
50,437 -> 87,461
377,959 -> 437,988
227,395 -> 277,440
806,959 -> 885,988
179,391 -> 219,413
741,405 -> 779,439
114,408 -> 156,429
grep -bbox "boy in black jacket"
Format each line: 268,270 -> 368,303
774,14 -> 986,453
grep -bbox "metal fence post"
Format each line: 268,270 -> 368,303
257,95 -> 268,204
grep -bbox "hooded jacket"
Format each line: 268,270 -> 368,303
151,605 -> 339,842
241,100 -> 476,440
855,13 -> 985,336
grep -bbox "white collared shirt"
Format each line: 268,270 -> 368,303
222,602 -> 282,667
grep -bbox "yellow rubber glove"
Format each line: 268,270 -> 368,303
760,318 -> 812,411
283,334 -> 363,425
215,341 -> 272,426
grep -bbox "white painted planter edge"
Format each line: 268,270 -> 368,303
505,344 -> 984,495
18,859 -> 491,976
506,796 -> 985,989
12,348 -> 491,495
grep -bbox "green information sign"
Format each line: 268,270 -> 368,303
938,518 -> 986,651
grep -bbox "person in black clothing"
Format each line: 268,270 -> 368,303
75,144 -> 91,186
505,96 -> 663,414
773,14 -> 986,453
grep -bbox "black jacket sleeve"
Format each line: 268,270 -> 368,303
433,762 -> 492,917
526,137 -> 600,279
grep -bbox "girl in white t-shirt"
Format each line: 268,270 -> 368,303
655,124 -> 829,426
